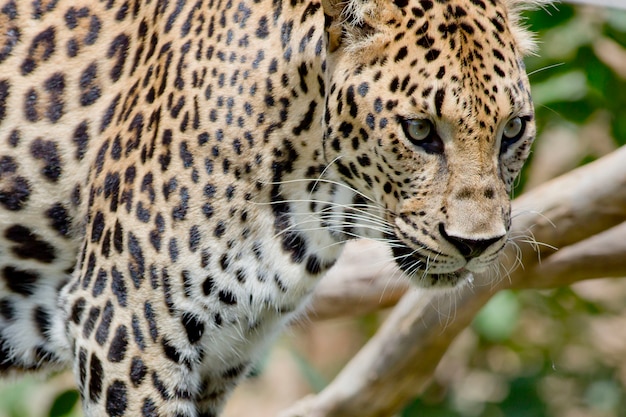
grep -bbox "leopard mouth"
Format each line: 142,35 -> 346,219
421,269 -> 471,288
389,238 -> 471,288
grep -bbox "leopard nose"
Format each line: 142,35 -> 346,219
438,223 -> 504,260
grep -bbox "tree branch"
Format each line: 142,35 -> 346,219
514,221 -> 626,289
281,146 -> 626,417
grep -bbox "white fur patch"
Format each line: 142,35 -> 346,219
505,0 -> 555,55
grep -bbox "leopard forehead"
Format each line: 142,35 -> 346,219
326,0 -> 535,120
331,0 -> 539,55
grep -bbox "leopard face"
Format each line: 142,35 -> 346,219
321,0 -> 536,286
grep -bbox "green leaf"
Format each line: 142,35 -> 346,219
48,390 -> 80,417
530,71 -> 587,106
0,379 -> 31,417
402,398 -> 462,417
612,114 -> 626,145
498,376 -> 548,417
524,6 -> 575,32
473,291 -> 520,343
584,380 -> 622,412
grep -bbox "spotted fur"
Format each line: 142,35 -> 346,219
0,0 -> 538,415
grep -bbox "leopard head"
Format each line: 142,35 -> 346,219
321,0 -> 537,287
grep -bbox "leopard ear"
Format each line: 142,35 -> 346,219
322,0 -> 377,52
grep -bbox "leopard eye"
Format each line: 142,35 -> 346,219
406,119 -> 431,142
401,118 -> 443,154
503,117 -> 523,140
500,116 -> 528,153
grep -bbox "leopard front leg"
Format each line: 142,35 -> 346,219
61,237 -> 265,416
72,336 -> 206,416
63,267 -> 214,416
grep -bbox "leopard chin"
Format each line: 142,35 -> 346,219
403,266 -> 472,289
389,240 -> 475,288
422,270 -> 472,288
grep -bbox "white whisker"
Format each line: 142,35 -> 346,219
257,176 -> 386,212
527,62 -> 564,77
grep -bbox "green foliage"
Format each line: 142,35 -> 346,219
473,291 -> 520,343
0,379 -> 31,417
497,375 -> 548,417
0,377 -> 81,417
525,6 -> 626,147
48,390 -> 80,417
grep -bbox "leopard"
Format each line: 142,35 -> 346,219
0,0 -> 539,415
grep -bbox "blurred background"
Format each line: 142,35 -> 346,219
2,3 -> 626,417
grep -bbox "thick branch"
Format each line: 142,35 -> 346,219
514,221 -> 626,289
282,146 -> 626,417
510,145 -> 626,260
